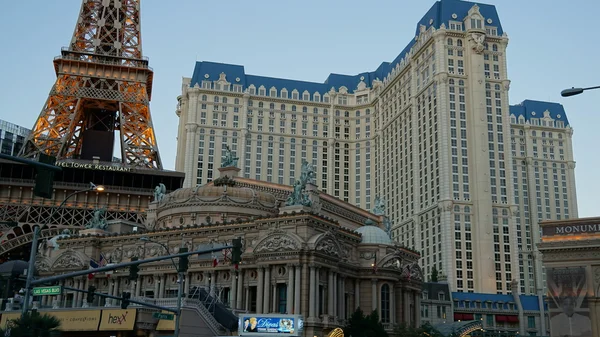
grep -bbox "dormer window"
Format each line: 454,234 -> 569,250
470,17 -> 483,29
338,95 -> 347,105
249,86 -> 256,95
438,293 -> 445,301
281,89 -> 288,99
270,88 -> 277,97
292,90 -> 299,100
486,27 -> 498,36
258,87 -> 266,96
302,91 -> 310,101
449,21 -> 463,31
422,291 -> 428,300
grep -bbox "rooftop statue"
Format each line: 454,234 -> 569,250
85,208 -> 108,230
372,196 -> 386,215
285,159 -> 315,207
221,144 -> 239,168
153,183 -> 166,202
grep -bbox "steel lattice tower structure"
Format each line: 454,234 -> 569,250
20,0 -> 162,169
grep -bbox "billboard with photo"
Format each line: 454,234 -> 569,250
239,314 -> 303,336
547,267 -> 592,337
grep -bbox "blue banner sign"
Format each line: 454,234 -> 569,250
240,316 -> 298,335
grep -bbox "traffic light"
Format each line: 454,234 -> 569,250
33,153 -> 57,199
232,238 -> 242,266
121,292 -> 131,309
129,257 -> 139,280
87,286 -> 96,303
179,247 -> 188,272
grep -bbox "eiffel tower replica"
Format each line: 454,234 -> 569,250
20,0 -> 162,169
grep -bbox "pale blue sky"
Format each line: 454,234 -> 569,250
1,1 -> 599,217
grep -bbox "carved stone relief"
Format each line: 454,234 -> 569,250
35,258 -> 51,273
52,250 -> 86,270
255,235 -> 299,253
315,237 -> 340,258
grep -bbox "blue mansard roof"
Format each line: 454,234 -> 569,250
509,100 -> 570,126
190,0 -> 503,94
452,292 -> 549,311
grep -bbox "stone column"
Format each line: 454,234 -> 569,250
403,288 -> 410,324
153,275 -> 160,299
230,269 -> 237,308
257,267 -> 264,314
355,279 -> 360,310
328,270 -> 334,315
210,272 -> 216,297
287,264 -> 294,314
390,284 -> 395,325
272,283 -> 277,313
341,276 -> 346,319
236,269 -> 244,310
135,277 -> 141,297
309,265 -> 316,319
315,267 -> 320,315
185,273 -> 191,296
159,275 -> 165,298
294,264 -> 301,315
72,279 -> 81,308
414,291 -> 421,325
204,271 -> 210,290
244,285 -> 250,311
263,266 -> 271,313
333,272 -> 338,317
371,279 -> 377,314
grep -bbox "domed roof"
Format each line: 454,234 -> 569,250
356,223 -> 393,245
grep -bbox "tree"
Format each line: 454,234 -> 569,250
345,307 -> 389,337
0,311 -> 61,337
430,265 -> 439,282
394,322 -> 444,337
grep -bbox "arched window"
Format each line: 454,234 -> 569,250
258,102 -> 264,108
234,98 -> 240,104
223,97 -> 228,104
492,44 -> 498,52
303,107 -> 308,113
201,95 -> 207,101
457,39 -> 463,47
447,38 -> 453,46
381,284 -> 391,323
270,103 -> 275,110
214,96 -> 219,103
281,104 -> 286,111
292,105 -> 297,112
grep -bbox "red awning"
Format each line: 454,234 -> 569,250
454,313 -> 464,321
495,315 -> 507,322
462,313 -> 475,320
506,315 -> 519,323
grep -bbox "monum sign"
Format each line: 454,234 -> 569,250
542,223 -> 600,237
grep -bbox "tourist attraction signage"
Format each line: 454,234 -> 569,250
56,161 -> 132,172
542,222 -> 600,237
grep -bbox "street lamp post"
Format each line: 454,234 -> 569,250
560,85 -> 600,97
22,182 -> 104,314
140,237 -> 183,337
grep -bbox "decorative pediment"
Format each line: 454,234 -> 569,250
314,234 -> 341,258
255,234 -> 300,253
51,250 -> 87,270
410,263 -> 424,281
35,257 -> 52,273
382,257 -> 403,270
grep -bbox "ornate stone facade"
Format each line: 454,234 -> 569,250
538,217 -> 600,337
37,169 -> 422,337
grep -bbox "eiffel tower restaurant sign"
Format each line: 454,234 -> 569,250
56,161 -> 132,173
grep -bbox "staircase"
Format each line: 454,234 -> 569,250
188,286 -> 240,332
136,296 -> 229,336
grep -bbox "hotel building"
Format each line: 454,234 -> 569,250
0,119 -> 30,157
174,0 -> 577,294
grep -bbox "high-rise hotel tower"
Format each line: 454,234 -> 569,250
175,0 -> 577,294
